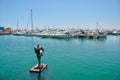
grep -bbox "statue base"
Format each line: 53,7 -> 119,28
29,64 -> 48,73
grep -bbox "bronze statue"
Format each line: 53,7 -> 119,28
34,44 -> 44,68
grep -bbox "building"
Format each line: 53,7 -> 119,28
0,26 -> 5,31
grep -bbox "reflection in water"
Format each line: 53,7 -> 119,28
78,37 -> 107,43
40,37 -> 107,43
37,73 -> 42,80
29,68 -> 48,80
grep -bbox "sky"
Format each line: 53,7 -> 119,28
0,0 -> 120,30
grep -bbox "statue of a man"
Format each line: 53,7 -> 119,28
34,44 -> 44,68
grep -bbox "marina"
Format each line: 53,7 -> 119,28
0,0 -> 120,80
1,26 -> 120,39
0,9 -> 119,38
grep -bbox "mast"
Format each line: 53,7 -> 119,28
17,19 -> 19,31
96,20 -> 98,29
31,9 -> 33,31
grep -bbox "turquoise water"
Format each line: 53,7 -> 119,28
0,35 -> 120,80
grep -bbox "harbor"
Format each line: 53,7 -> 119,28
1,9 -> 119,39
0,0 -> 120,80
1,26 -> 120,39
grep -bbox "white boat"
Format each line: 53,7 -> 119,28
13,31 -> 26,36
112,30 -> 118,35
39,33 -> 72,39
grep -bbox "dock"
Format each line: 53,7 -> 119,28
29,64 -> 48,73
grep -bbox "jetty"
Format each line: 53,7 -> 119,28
30,64 -> 48,73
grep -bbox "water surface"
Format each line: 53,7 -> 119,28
0,35 -> 120,80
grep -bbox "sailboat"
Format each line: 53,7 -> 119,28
13,19 -> 26,35
25,9 -> 35,36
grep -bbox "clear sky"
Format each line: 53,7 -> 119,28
0,0 -> 120,29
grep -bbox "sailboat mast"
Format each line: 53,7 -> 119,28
31,9 -> 33,31
17,19 -> 19,30
96,20 -> 98,29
